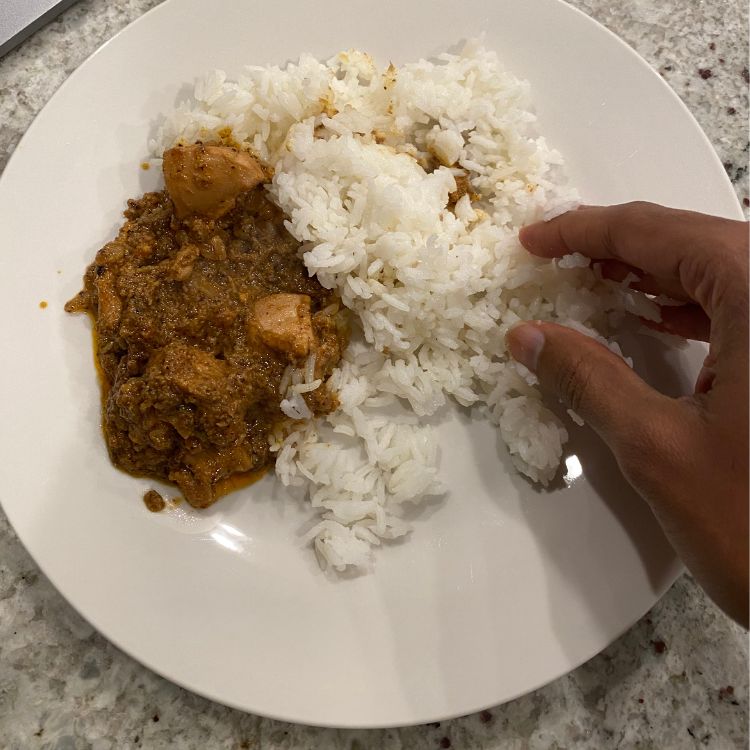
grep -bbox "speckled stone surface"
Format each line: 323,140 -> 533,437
0,1 -> 747,748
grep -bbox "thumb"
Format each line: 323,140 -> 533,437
505,321 -> 673,452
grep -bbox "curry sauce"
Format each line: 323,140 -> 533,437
66,145 -> 345,508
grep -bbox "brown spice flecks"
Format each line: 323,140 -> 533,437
652,639 -> 667,654
698,68 -> 713,80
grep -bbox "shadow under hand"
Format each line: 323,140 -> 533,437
494,329 -> 690,664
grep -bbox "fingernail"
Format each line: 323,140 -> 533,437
518,223 -> 543,251
506,323 -> 545,372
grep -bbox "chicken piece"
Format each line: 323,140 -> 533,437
162,144 -> 265,219
156,341 -> 229,402
254,293 -> 314,360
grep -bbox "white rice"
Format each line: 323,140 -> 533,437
153,41 -> 655,570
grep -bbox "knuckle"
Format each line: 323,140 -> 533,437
623,200 -> 661,218
623,199 -> 655,213
614,416 -> 685,496
615,201 -> 661,234
615,428 -> 664,490
607,202 -> 657,258
617,200 -> 655,225
554,351 -> 597,414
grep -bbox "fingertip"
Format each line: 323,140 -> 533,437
506,322 -> 545,372
518,223 -> 544,252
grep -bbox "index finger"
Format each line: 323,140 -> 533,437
519,202 -> 747,299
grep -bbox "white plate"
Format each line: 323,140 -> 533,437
0,0 -> 741,728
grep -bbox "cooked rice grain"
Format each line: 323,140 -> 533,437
155,41 -> 640,570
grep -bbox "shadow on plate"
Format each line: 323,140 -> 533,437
466,329 -> 692,667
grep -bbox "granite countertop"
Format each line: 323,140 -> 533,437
0,1 -> 748,748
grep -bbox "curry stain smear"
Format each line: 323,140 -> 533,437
90,318 -> 111,409
213,465 -> 269,498
89,319 -> 267,504
39,300 -> 48,309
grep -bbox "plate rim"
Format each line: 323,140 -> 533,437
0,0 -> 741,728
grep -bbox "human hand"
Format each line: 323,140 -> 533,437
506,202 -> 749,627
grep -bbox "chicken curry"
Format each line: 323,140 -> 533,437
66,144 -> 345,508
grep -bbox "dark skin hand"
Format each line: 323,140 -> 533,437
505,202 -> 749,627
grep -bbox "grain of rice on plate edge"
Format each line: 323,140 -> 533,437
152,40 -> 659,571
